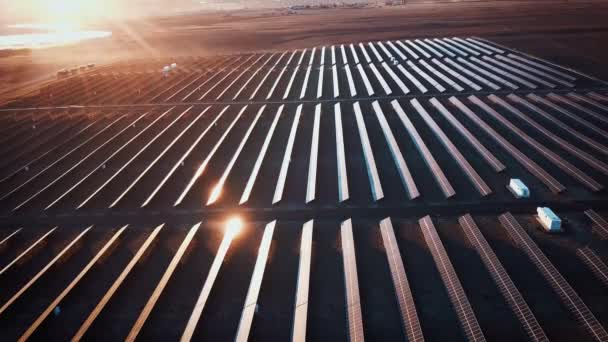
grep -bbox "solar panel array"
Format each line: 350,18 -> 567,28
499,213 -> 608,342
0,36 -> 608,340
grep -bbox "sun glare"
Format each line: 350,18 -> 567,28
225,217 -> 244,239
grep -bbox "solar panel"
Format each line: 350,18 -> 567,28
506,53 -> 575,80
340,44 -> 348,64
397,64 -> 427,93
316,65 -> 324,99
431,59 -> 481,91
385,41 -> 406,60
334,103 -> 350,203
306,105 -> 321,204
73,224 -> 164,341
415,39 -> 443,58
353,102 -> 384,201
509,95 -> 608,156
232,53 -> 275,100
435,38 -> 468,57
456,57 -> 518,89
356,64 -> 375,96
143,106 -> 228,207
359,43 -> 373,64
430,98 -> 505,173
0,226 -> 92,316
482,56 -> 556,88
175,105 -> 246,206
393,100 -> 455,198
215,55 -> 264,100
19,225 -> 128,341
466,38 -> 505,54
418,216 -> 486,342
496,95 -> 608,175
419,59 -> 463,92
331,45 -> 337,65
406,40 -> 431,59
411,99 -> 491,197
110,107 -> 210,208
474,95 -> 602,192
443,58 -> 500,90
0,227 -> 57,276
379,217 -> 425,342
458,214 -> 548,342
528,94 -> 608,138
181,228 -> 235,341
349,44 -> 360,64
273,105 -> 302,204
372,101 -> 419,200
292,220 -> 313,342
584,209 -> 608,240
300,64 -> 313,99
577,247 -> 608,289
208,106 -> 265,205
499,213 -> 608,342
77,106 -> 194,209
0,228 -> 22,247
453,38 -> 491,55
332,65 -> 340,98
407,61 -> 445,92
588,92 -> 608,102
340,219 -> 364,342
367,42 -> 383,62
494,55 -> 574,87
396,40 -> 419,59
203,54 -> 260,101
344,65 -> 358,97
444,38 -> 480,56
450,97 -> 565,193
376,41 -> 394,60
235,221 -> 276,342
250,53 -> 286,100
0,113 -> 138,204
425,39 -> 455,58
470,57 -> 536,88
566,93 -> 608,114
547,93 -> 608,125
368,63 -> 392,95
381,62 -> 410,94
126,223 -> 199,341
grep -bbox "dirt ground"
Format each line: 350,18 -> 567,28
1,0 -> 608,99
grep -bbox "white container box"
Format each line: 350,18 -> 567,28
509,178 -> 529,198
537,207 -> 562,232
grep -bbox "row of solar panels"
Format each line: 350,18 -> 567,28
0,210 -> 607,341
3,37 -> 596,108
0,92 -> 607,212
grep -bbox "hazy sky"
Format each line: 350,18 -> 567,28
0,0 -> 205,24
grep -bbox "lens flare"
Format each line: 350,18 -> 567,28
225,217 -> 243,239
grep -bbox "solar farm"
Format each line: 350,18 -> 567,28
0,36 -> 608,341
